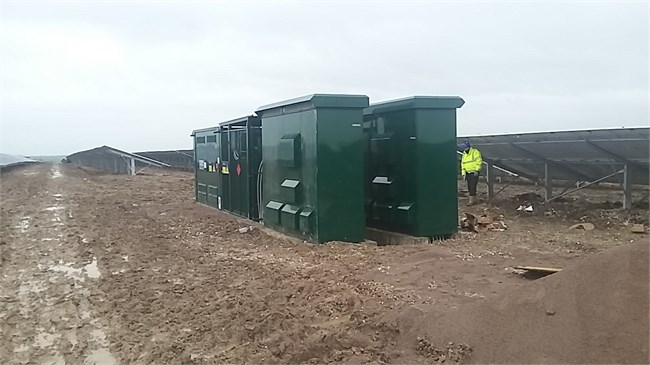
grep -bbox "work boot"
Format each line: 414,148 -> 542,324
468,196 -> 476,206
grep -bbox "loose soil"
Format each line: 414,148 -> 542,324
1,163 -> 648,364
401,241 -> 649,364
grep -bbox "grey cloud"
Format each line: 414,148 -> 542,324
1,1 -> 647,155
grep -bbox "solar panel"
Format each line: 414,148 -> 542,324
0,154 -> 38,168
460,127 -> 649,186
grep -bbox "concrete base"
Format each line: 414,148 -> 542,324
365,227 -> 431,246
198,203 -> 438,246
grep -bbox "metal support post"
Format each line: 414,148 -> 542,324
623,164 -> 631,210
130,157 -> 136,176
486,162 -> 495,200
544,163 -> 552,202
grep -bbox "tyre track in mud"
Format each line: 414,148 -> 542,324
0,164 -> 116,365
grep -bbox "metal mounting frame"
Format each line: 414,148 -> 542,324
461,128 -> 648,210
109,148 -> 170,176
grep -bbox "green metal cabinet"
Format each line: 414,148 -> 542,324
192,126 -> 221,208
218,116 -> 262,220
192,116 -> 262,220
363,96 -> 464,238
256,94 -> 369,243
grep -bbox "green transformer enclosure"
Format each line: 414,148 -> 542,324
192,115 -> 262,220
192,126 -> 221,208
256,94 -> 369,243
219,116 -> 263,220
363,96 -> 465,239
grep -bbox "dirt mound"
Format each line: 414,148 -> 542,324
408,241 -> 649,364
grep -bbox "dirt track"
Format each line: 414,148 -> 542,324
1,163 -> 647,364
1,164 -> 115,365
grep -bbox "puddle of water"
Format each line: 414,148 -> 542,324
84,348 -> 117,365
49,258 -> 101,281
51,165 -> 63,179
85,258 -> 101,279
49,264 -> 85,282
15,217 -> 30,232
45,206 -> 65,211
34,332 -> 61,348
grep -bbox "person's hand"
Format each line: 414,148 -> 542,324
462,174 -> 466,181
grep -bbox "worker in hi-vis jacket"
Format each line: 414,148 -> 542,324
459,140 -> 483,206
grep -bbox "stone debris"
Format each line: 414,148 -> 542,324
416,337 -> 472,364
238,226 -> 255,234
516,204 -> 534,213
568,223 -> 595,231
461,213 -> 508,233
630,224 -> 646,234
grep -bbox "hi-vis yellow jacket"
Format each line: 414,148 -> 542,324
461,147 -> 483,176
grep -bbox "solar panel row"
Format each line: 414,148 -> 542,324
460,127 -> 649,186
0,154 -> 38,169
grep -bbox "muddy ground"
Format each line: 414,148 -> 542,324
1,163 -> 647,364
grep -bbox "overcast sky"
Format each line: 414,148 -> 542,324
1,1 -> 648,156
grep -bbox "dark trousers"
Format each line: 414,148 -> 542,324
466,172 -> 479,196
